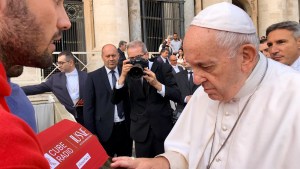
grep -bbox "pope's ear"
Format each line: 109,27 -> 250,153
240,44 -> 257,72
241,44 -> 256,65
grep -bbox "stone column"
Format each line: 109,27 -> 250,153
194,0 -> 202,14
88,0 -> 130,71
258,0 -> 299,37
128,0 -> 142,41
184,0 -> 195,32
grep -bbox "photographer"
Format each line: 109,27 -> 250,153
112,40 -> 181,158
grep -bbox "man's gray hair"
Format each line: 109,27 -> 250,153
215,31 -> 259,58
127,40 -> 148,53
266,21 -> 300,39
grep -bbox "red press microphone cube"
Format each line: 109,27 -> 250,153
37,119 -> 108,169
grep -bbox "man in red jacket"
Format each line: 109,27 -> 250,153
0,0 -> 71,167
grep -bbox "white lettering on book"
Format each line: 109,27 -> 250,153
48,142 -> 74,162
44,153 -> 60,169
76,153 -> 91,169
69,127 -> 90,144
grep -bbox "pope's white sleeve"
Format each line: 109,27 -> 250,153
157,151 -> 188,169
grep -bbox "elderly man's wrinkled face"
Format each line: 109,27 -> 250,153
184,26 -> 246,101
0,0 -> 71,68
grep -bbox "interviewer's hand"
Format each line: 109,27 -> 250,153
119,59 -> 132,85
143,68 -> 162,91
110,156 -> 170,169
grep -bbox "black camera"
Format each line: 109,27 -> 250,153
128,56 -> 149,79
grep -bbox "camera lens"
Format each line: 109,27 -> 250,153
129,64 -> 144,79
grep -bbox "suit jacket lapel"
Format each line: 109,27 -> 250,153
182,70 -> 190,91
100,67 -> 112,92
61,73 -> 74,105
78,70 -> 84,98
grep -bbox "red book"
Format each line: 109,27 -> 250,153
37,119 -> 108,169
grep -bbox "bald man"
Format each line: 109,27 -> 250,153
84,44 -> 132,157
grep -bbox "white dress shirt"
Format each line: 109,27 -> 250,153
65,69 -> 79,105
105,66 -> 125,122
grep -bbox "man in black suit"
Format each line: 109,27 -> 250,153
22,51 -> 87,125
174,62 -> 200,121
112,40 -> 181,158
169,54 -> 184,75
117,40 -> 127,67
156,48 -> 170,64
84,44 -> 132,157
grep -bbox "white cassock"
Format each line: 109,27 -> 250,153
160,53 -> 300,169
291,56 -> 300,72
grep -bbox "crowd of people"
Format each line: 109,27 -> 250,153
1,1 -> 300,169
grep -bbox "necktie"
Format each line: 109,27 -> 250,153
166,59 -> 169,64
111,70 -> 124,118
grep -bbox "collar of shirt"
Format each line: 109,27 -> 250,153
65,68 -> 78,77
105,66 -> 119,76
172,65 -> 178,69
233,53 -> 267,100
291,56 -> 300,72
160,56 -> 167,63
148,61 -> 153,70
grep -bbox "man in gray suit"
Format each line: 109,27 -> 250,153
22,51 -> 87,125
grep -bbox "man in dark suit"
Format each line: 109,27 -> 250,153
83,44 -> 132,157
117,40 -> 127,67
169,54 -> 184,75
112,40 -> 181,158
174,62 -> 200,121
22,51 -> 87,125
156,48 -> 170,64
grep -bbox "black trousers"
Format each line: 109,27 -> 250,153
135,128 -> 164,158
101,121 -> 133,157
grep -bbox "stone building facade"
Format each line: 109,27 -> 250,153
14,0 -> 300,84
83,0 -> 299,72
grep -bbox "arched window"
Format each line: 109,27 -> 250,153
43,0 -> 87,78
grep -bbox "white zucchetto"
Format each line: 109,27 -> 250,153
191,2 -> 256,34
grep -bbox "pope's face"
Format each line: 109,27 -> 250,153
184,26 -> 246,101
0,0 -> 71,68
